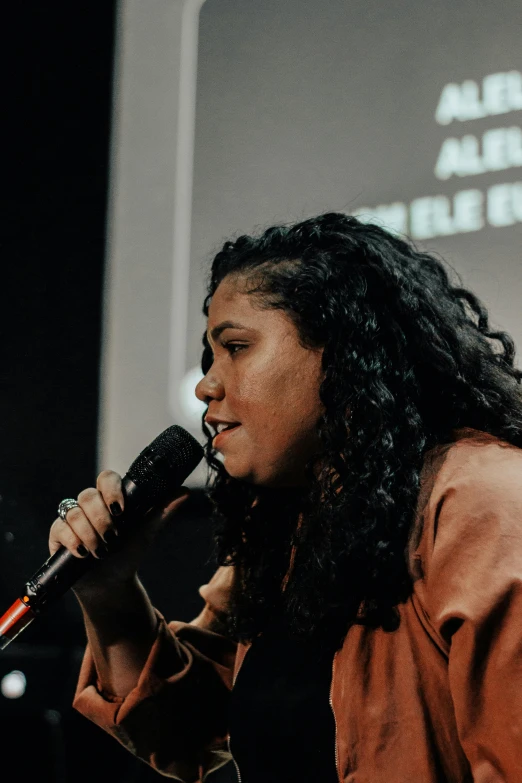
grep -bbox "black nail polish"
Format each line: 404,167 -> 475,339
104,528 -> 118,544
110,502 -> 122,516
77,544 -> 88,557
95,546 -> 107,560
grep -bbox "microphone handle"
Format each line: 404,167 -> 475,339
23,479 -> 145,609
0,477 -> 153,651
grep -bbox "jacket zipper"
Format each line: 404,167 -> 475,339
329,649 -> 342,783
228,734 -> 242,783
228,638 -> 342,783
228,652 -> 245,783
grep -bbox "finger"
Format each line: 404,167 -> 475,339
96,470 -> 125,517
77,487 -> 120,546
62,500 -> 108,558
49,517 -> 90,559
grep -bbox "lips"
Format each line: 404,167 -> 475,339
205,416 -> 240,434
212,423 -> 241,447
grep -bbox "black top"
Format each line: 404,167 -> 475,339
228,609 -> 339,782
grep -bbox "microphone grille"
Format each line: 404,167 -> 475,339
125,426 -> 204,502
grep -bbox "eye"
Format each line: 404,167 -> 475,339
222,342 -> 247,355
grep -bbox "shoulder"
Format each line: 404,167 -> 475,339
410,428 -> 522,638
428,427 -> 522,520
410,428 -> 522,575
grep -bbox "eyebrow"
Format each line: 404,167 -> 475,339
207,320 -> 252,344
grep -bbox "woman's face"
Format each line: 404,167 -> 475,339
195,275 -> 325,487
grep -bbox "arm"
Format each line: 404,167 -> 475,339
48,471 -> 237,782
74,575 -> 167,698
421,439 -> 522,781
73,565 -> 238,783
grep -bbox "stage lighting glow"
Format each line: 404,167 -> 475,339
1,670 -> 27,699
179,366 -> 206,427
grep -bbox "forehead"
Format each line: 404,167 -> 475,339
206,276 -> 291,342
207,277 -> 261,322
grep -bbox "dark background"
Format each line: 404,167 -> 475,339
1,4 -> 230,781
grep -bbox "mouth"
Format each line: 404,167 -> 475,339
212,423 -> 241,447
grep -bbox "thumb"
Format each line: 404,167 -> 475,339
159,486 -> 191,520
136,487 -> 191,545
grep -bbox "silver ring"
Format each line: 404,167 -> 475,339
58,498 -> 80,521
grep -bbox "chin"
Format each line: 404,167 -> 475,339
225,464 -> 306,489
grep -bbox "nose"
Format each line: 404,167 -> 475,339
195,370 -> 225,405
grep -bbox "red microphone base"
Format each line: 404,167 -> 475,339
0,598 -> 36,651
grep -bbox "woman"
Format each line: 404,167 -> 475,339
50,213 -> 522,782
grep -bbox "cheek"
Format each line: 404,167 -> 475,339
232,364 -> 322,447
231,380 -> 280,434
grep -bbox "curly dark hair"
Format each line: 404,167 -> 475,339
199,212 -> 522,651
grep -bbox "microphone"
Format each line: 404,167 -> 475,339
0,425 -> 204,651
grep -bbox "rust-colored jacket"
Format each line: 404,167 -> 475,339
74,428 -> 522,782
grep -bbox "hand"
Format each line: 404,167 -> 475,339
48,470 -> 190,596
